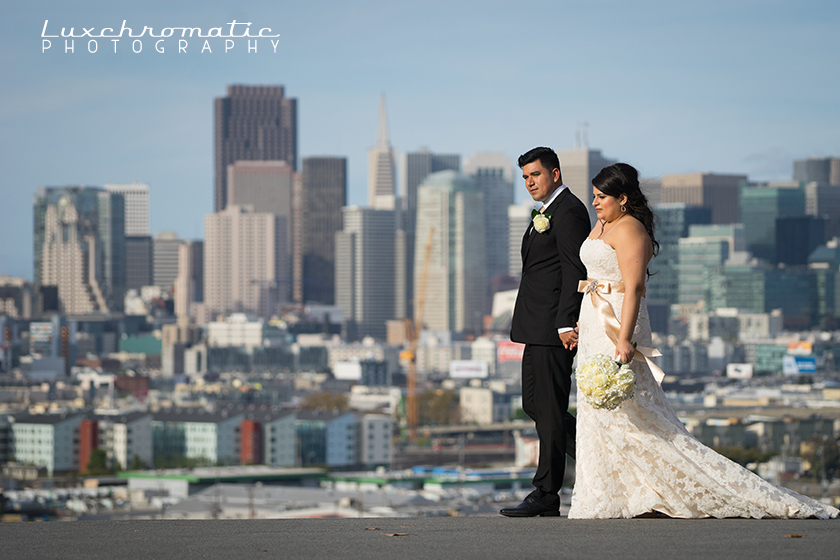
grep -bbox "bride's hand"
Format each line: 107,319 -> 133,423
615,340 -> 636,364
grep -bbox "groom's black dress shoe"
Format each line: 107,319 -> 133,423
499,492 -> 560,517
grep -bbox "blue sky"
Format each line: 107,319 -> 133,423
1,0 -> 838,279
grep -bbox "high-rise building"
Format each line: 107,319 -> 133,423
708,265 -> 814,329
464,153 -> 515,284
227,160 -> 295,292
677,237 -> 730,306
105,183 -> 151,297
204,206 -> 286,319
368,95 -> 397,210
0,276 -> 34,319
414,171 -> 487,333
508,202 -> 534,278
640,178 -> 662,206
105,182 -> 149,236
153,231 -> 183,293
661,173 -> 747,225
793,156 -> 840,186
227,161 -> 294,220
688,224 -> 746,256
174,240 -> 204,319
739,181 -> 806,263
335,207 -> 396,340
776,216 -> 825,266
34,187 -> 125,314
555,147 -> 617,225
296,157 -> 346,305
648,204 -> 712,306
804,181 -> 840,218
400,150 -> 459,318
125,236 -> 153,291
214,85 -> 297,212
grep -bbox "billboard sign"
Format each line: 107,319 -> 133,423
497,341 -> 525,363
782,356 -> 817,375
449,360 -> 489,379
726,363 -> 753,379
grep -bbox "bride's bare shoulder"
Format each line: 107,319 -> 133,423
613,215 -> 648,241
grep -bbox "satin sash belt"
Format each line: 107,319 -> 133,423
577,278 -> 665,384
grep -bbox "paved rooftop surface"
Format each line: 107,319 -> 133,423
2,517 -> 839,560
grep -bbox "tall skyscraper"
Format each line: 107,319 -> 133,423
105,183 -> 151,296
688,223 -> 746,256
414,171 -> 487,333
648,204 -> 712,306
804,182 -> 840,217
464,152 -> 515,283
124,236 -> 153,292
227,160 -> 295,295
775,216 -> 825,266
105,182 -> 149,236
677,237 -> 730,306
34,187 -> 125,314
214,85 -> 297,212
507,202 -> 534,278
555,147 -> 617,225
739,181 -> 806,263
174,240 -> 204,319
335,207 -> 396,340
400,150 -> 459,318
793,156 -> 840,186
153,232 -> 183,293
297,157 -> 347,305
640,177 -> 662,206
227,161 -> 294,219
661,172 -> 747,225
368,94 -> 397,210
204,206 -> 286,319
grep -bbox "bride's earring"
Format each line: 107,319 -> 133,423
620,204 -> 626,213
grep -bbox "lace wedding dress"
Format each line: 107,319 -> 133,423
568,237 -> 839,519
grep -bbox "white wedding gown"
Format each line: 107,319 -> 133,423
568,238 -> 839,519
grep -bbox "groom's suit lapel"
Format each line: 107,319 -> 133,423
522,188 -> 568,263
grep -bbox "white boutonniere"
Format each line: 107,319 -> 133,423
531,209 -> 551,233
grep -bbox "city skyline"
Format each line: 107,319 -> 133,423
2,1 -> 839,278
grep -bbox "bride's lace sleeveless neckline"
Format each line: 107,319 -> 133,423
581,237 -> 622,281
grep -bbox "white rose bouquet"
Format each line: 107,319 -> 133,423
575,353 -> 636,410
531,209 -> 551,233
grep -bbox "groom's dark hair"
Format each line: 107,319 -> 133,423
518,147 -> 563,182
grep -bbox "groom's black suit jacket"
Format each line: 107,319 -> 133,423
511,188 -> 590,345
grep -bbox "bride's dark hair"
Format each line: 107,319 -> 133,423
592,163 -> 659,258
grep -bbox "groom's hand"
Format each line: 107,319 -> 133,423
559,329 -> 578,350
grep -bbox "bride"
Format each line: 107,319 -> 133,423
567,162 -> 839,519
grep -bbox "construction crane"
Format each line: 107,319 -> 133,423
404,227 -> 434,442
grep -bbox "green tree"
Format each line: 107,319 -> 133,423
417,389 -> 458,425
712,446 -> 775,467
154,454 -> 214,469
301,391 -> 348,411
129,455 -> 146,471
801,435 -> 840,482
86,449 -> 111,475
511,408 -> 529,421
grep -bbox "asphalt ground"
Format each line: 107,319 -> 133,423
2,517 -> 839,560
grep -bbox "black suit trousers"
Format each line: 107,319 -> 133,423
521,343 -> 576,494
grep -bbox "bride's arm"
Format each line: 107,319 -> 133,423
612,219 -> 652,363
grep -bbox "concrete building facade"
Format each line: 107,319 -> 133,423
204,206 -> 286,319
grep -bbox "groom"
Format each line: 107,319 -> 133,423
501,147 -> 590,517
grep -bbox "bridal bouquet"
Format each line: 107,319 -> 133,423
575,353 -> 636,410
